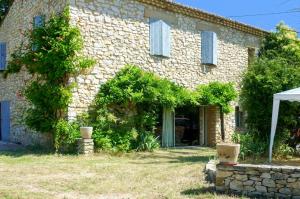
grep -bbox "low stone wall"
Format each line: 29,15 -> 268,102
216,164 -> 300,198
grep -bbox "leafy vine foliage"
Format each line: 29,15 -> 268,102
89,65 -> 237,152
4,9 -> 95,150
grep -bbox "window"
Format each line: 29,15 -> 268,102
33,15 -> 44,28
201,31 -> 217,65
149,18 -> 171,57
0,42 -> 7,70
248,48 -> 256,66
32,15 -> 44,51
235,106 -> 244,128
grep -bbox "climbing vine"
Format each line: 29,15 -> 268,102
90,65 -> 237,151
4,9 -> 95,150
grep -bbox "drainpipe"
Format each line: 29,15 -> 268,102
220,106 -> 225,142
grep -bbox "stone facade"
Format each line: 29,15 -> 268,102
0,0 -> 67,145
0,0 -> 262,146
68,0 -> 260,144
216,164 -> 300,198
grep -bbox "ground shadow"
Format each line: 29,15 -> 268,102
129,152 -> 215,164
0,148 -> 55,158
181,186 -> 243,198
181,186 -> 215,196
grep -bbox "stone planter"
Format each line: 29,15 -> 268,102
80,127 -> 93,139
216,143 -> 240,165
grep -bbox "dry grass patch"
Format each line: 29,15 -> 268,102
0,147 -> 242,199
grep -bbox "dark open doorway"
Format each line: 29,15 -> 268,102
175,106 -> 199,146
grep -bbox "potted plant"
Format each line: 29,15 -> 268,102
78,113 -> 93,139
216,143 -> 240,165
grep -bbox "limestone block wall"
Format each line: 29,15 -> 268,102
0,0 -> 67,145
216,164 -> 300,198
68,0 -> 261,144
0,0 -> 262,146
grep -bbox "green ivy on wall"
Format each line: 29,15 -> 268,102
4,9 -> 95,151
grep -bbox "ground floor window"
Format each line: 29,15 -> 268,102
235,106 -> 244,129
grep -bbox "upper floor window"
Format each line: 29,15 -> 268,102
32,15 -> 45,51
149,18 -> 171,57
0,42 -> 7,70
201,31 -> 217,66
248,48 -> 257,66
33,15 -> 44,28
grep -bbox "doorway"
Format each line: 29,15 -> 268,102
157,106 -> 208,147
175,106 -> 200,146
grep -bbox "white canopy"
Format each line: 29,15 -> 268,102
269,87 -> 300,162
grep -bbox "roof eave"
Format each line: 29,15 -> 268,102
137,0 -> 268,37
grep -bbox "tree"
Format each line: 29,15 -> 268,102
241,23 -> 300,140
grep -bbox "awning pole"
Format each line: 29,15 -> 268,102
269,98 -> 280,163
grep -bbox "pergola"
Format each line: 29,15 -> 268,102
269,87 -> 300,162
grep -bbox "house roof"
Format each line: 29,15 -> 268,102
137,0 -> 268,37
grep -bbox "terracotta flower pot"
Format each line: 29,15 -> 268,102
80,127 -> 93,139
216,143 -> 240,165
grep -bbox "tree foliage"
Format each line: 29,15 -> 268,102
241,23 -> 300,139
196,82 -> 237,114
4,9 -> 95,150
0,0 -> 13,23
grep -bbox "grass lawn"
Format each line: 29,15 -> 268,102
0,147 -> 241,199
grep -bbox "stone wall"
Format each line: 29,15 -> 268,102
0,0 -> 262,146
216,164 -> 300,198
69,0 -> 261,144
0,0 -> 67,145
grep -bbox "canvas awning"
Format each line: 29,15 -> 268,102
269,87 -> 300,162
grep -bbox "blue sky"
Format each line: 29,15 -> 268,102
175,0 -> 300,32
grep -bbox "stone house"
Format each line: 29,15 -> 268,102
0,0 -> 266,147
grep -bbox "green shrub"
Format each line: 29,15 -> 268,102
274,144 -> 295,158
232,129 -> 295,160
54,120 -> 81,153
92,130 -> 112,151
134,131 -> 160,152
232,131 -> 268,160
273,129 -> 295,158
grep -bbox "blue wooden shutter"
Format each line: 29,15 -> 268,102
34,15 -> 44,28
0,42 -> 7,70
150,18 -> 171,57
162,21 -> 171,57
201,31 -> 217,65
150,18 -> 162,55
1,101 -> 10,142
